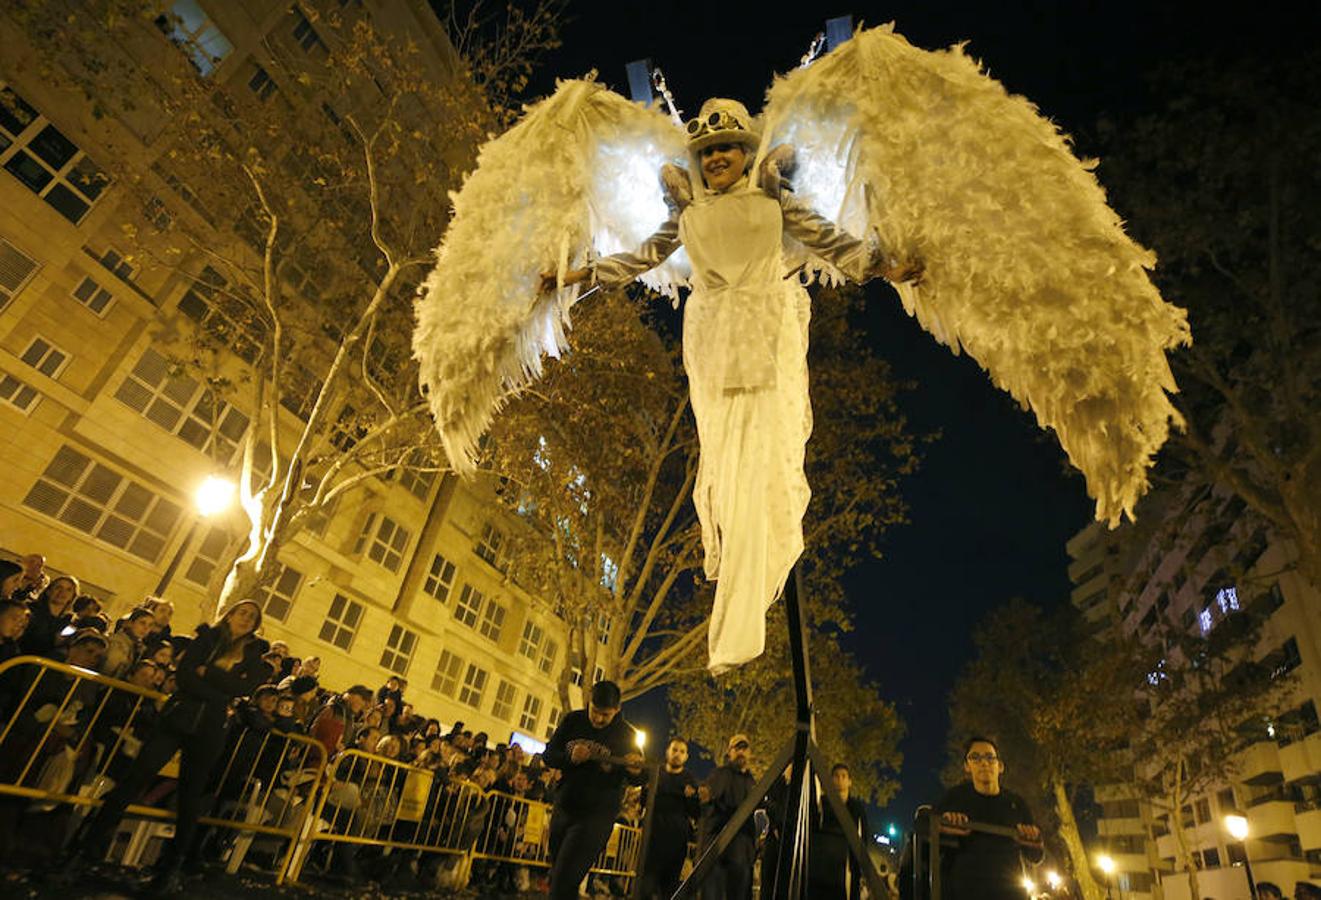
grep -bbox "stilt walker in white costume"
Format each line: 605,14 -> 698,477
413,24 -> 1190,674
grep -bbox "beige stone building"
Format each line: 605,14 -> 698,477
1069,496 -> 1321,898
0,0 -> 570,744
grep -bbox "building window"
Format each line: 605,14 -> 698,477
22,445 -> 183,562
115,348 -> 249,461
458,663 -> 487,708
519,621 -> 544,662
397,449 -> 437,500
379,624 -> 417,676
175,265 -> 265,363
1194,798 -> 1211,824
432,650 -> 464,697
479,599 -> 507,643
453,584 -> 484,629
545,706 -> 560,740
1201,847 -> 1220,868
475,522 -> 505,569
183,525 -> 231,587
0,237 -> 40,311
539,639 -> 558,676
593,665 -> 605,684
363,515 -> 410,572
71,274 -> 114,315
20,336 -> 70,379
247,64 -> 277,101
155,0 -> 234,76
250,563 -> 302,622
279,363 -> 318,421
569,666 -> 583,686
492,679 -> 517,720
423,553 -> 456,603
0,86 -> 110,225
519,694 -> 542,732
0,373 -> 39,413
598,612 -> 612,646
291,8 -> 329,55
318,593 -> 363,650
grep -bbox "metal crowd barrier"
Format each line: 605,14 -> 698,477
0,654 -> 327,883
0,655 -> 649,890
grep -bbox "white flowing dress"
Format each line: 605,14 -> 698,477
593,175 -> 874,673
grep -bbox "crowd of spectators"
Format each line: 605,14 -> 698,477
0,552 -> 570,893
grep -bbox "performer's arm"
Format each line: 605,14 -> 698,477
779,192 -> 922,285
539,214 -> 681,294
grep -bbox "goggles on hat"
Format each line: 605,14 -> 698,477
686,110 -> 747,140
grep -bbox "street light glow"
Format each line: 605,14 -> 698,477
634,727 -> 647,750
1022,875 -> 1036,893
1225,813 -> 1249,841
195,476 -> 237,516
1097,854 -> 1115,875
1046,870 -> 1062,889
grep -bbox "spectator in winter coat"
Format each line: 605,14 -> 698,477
20,575 -> 78,658
102,607 -> 155,680
310,685 -> 374,758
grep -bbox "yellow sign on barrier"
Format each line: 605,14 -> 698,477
398,768 -> 433,821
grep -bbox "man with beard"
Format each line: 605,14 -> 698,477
642,738 -> 700,899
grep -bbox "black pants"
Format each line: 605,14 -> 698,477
701,834 -> 754,900
79,717 -> 227,867
642,823 -> 689,899
548,805 -> 617,900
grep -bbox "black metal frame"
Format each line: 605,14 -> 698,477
642,567 -> 887,900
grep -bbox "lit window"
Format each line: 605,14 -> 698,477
423,553 -> 457,603
479,599 -> 507,643
318,593 -> 363,650
0,373 -> 39,413
432,650 -> 464,697
183,524 -> 232,587
1199,609 -> 1213,634
115,347 -> 250,461
155,0 -> 234,76
71,274 -> 114,315
458,664 -> 487,708
519,621 -> 544,661
601,553 -> 619,591
379,624 -> 417,676
1216,586 -> 1239,613
366,515 -> 411,572
492,679 -> 517,720
0,237 -> 40,311
249,562 -> 302,622
453,584 -> 484,629
519,694 -> 542,732
23,445 -> 183,562
539,639 -> 558,675
0,85 -> 110,224
19,336 -> 70,379
475,522 -> 505,568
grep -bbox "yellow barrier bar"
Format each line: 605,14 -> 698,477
0,654 -> 327,885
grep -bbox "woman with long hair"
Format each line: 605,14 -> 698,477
20,574 -> 79,657
68,600 -> 270,892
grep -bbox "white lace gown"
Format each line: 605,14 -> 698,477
593,176 -> 873,673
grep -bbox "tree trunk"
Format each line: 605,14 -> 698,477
1051,778 -> 1108,900
216,552 -> 264,619
1167,785 -> 1201,900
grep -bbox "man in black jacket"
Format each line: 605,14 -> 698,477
699,733 -> 757,900
810,762 -> 872,900
642,737 -> 700,899
936,736 -> 1043,900
542,681 -> 644,900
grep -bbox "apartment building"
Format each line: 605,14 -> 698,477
1070,493 -> 1321,899
0,0 -> 570,743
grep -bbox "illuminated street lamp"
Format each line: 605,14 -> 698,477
1225,814 -> 1258,899
634,727 -> 647,751
1022,874 -> 1037,896
156,476 -> 237,594
1045,870 -> 1063,890
1097,854 -> 1116,900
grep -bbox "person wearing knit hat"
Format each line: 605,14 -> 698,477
541,99 -> 922,676
697,731 -> 757,899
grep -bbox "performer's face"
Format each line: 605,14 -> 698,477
699,143 -> 747,192
666,739 -> 689,769
588,702 -> 620,729
963,741 -> 1004,794
728,741 -> 751,769
831,766 -> 852,798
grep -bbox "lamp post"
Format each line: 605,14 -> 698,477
1097,854 -> 1116,900
155,476 -> 236,595
1225,814 -> 1258,899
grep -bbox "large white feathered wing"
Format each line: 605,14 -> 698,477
414,78 -> 688,476
760,25 -> 1190,525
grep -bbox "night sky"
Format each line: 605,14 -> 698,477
520,0 -> 1306,832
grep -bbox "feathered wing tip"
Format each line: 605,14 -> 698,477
413,78 -> 689,476
761,24 -> 1191,524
